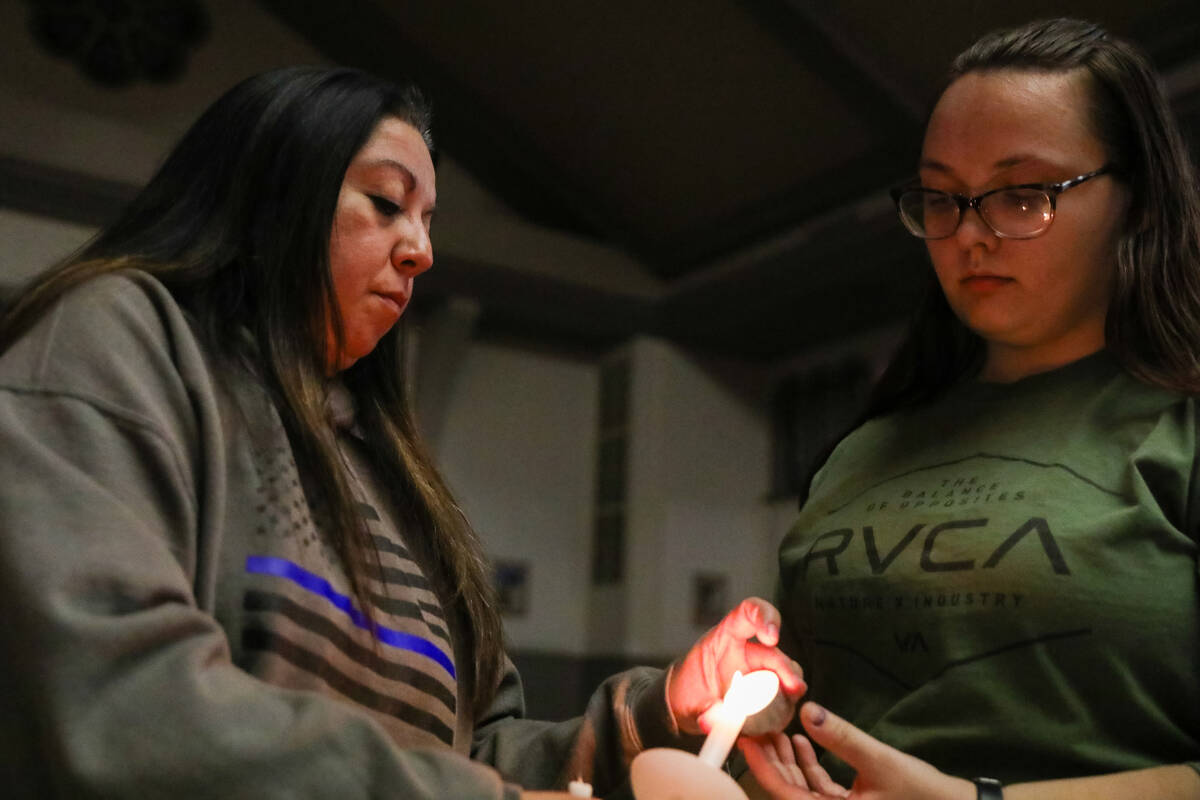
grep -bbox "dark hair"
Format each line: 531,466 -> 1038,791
0,66 -> 505,708
869,17 -> 1200,416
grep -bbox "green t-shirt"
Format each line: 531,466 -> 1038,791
778,351 -> 1200,784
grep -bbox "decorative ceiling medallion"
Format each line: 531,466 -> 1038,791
27,0 -> 210,87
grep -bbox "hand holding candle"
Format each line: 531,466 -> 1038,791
630,599 -> 805,800
666,597 -> 805,736
631,670 -> 784,800
697,670 -> 780,767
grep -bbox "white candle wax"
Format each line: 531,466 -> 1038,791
695,670 -> 780,769
567,778 -> 593,797
696,700 -> 742,768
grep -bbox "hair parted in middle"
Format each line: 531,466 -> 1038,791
867,17 -> 1200,419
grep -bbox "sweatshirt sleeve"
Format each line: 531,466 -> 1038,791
471,658 -> 705,797
0,276 -> 521,799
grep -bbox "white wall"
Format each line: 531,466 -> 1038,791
0,209 -> 96,286
435,342 -> 599,655
432,335 -> 802,661
623,337 -> 778,657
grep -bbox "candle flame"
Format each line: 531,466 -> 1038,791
721,669 -> 779,717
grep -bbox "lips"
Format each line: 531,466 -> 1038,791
961,274 -> 1014,291
374,292 -> 409,315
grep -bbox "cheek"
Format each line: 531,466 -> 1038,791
924,242 -> 958,287
1043,190 -> 1128,280
329,235 -> 379,300
1034,222 -> 1115,293
329,201 -> 377,268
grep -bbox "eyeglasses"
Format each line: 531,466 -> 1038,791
890,165 -> 1116,240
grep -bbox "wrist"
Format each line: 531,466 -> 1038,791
663,661 -> 684,735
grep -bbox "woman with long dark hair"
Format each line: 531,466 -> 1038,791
0,66 -> 803,798
744,18 -> 1200,800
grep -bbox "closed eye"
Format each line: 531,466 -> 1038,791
369,195 -> 401,217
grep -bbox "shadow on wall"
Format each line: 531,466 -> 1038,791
510,651 -> 671,722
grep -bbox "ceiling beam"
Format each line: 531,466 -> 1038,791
0,155 -> 135,227
737,0 -> 926,130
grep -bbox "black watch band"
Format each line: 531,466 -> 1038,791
973,777 -> 1004,799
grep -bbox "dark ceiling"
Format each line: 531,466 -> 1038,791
251,3 -> 1200,358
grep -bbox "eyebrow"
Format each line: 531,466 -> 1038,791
363,158 -> 418,191
918,153 -> 1058,175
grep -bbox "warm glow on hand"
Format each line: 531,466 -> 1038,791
666,597 -> 804,736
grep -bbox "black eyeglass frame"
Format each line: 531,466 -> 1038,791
889,164 -> 1118,240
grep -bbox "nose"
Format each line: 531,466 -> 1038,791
393,221 -> 433,277
953,204 -> 999,251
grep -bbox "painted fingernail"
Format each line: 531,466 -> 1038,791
809,704 -> 827,726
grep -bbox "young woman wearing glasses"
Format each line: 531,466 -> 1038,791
744,18 -> 1200,800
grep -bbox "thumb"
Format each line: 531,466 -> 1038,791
799,702 -> 893,777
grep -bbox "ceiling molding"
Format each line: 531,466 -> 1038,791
414,250 -> 655,349
0,154 -> 135,227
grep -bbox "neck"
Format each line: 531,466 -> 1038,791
981,336 -> 1105,383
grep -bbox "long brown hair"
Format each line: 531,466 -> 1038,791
0,66 -> 504,709
869,17 -> 1200,418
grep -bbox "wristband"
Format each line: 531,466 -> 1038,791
973,777 -> 1003,799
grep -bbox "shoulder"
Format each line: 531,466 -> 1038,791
2,270 -> 199,382
0,270 -> 222,432
1086,363 -> 1194,450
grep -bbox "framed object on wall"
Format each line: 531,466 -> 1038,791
493,560 -> 530,617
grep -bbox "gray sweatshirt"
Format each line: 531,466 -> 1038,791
0,272 -> 691,798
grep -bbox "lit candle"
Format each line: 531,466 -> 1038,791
567,778 -> 593,797
696,670 -> 780,768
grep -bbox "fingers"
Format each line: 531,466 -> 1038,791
738,735 -> 818,799
769,731 -> 797,769
720,597 -> 782,645
672,597 -> 803,734
792,735 -> 849,798
739,641 -> 806,698
768,733 -> 809,788
740,730 -> 854,800
799,701 -> 890,778
752,734 -> 804,787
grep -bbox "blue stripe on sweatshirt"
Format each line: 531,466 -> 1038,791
245,555 -> 455,678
